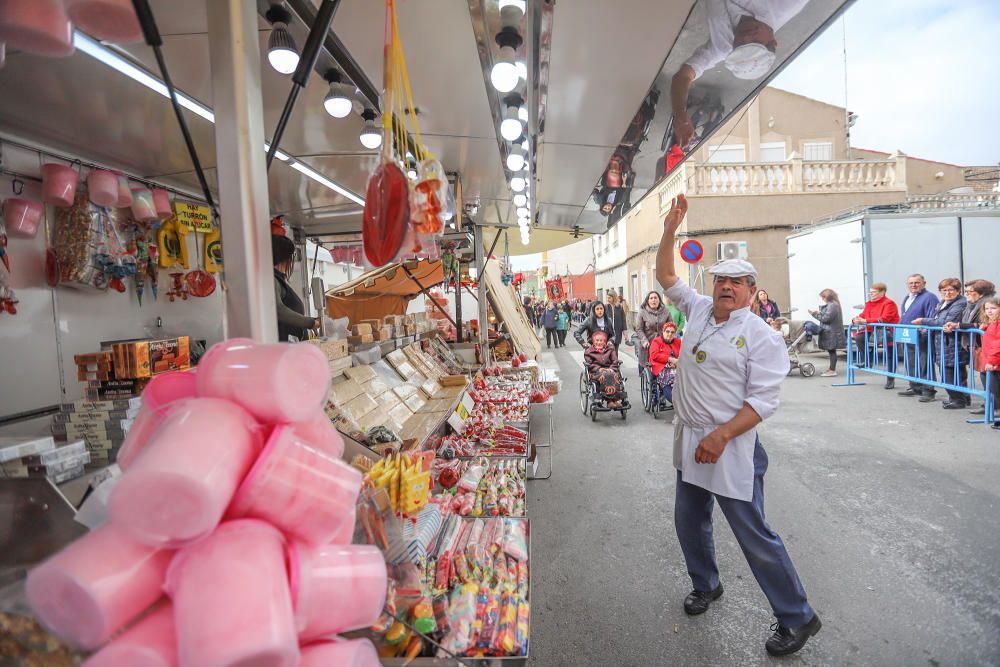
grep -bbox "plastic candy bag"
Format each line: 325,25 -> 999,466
502,519 -> 527,562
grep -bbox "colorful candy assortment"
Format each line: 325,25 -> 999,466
430,458 -> 526,517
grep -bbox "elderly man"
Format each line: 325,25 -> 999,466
655,194 -> 820,657
896,274 -> 939,400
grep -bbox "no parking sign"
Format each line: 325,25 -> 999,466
680,240 -> 703,264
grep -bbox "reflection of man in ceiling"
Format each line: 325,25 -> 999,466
671,0 -> 809,149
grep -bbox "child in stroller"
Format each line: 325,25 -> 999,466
648,321 -> 681,408
584,330 -> 626,409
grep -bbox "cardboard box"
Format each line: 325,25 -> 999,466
376,326 -> 393,341
351,323 -> 373,336
112,337 -> 191,379
77,368 -> 115,382
74,352 -> 113,365
347,334 -> 374,345
65,398 -> 143,412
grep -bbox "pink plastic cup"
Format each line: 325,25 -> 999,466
197,339 -> 331,423
0,0 -> 73,57
65,0 -> 143,44
293,544 -> 387,640
116,175 -> 133,207
82,602 -> 177,667
131,187 -> 158,221
87,170 -> 119,207
165,520 -> 299,667
41,163 -> 78,206
152,188 -> 172,218
292,411 -> 345,459
3,197 -> 44,238
117,370 -> 199,471
329,502 -> 357,545
109,397 -> 264,547
228,425 -> 361,546
300,638 -> 381,667
25,522 -> 174,650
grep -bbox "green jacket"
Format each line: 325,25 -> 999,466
556,311 -> 570,330
666,303 -> 686,335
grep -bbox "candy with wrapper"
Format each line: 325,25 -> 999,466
503,518 -> 528,562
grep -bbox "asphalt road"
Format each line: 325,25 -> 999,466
526,337 -> 1000,667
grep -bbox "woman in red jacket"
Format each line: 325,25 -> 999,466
978,296 -> 1000,429
851,282 -> 901,389
649,322 -> 682,407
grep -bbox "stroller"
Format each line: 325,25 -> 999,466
777,319 -> 817,377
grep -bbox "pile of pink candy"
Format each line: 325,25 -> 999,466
26,339 -> 387,667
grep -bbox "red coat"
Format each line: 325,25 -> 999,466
649,336 -> 682,376
982,321 -> 1000,368
856,296 -> 900,337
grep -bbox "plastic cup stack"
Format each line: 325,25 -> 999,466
25,340 -> 385,667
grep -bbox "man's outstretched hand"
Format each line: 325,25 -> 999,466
664,194 -> 688,235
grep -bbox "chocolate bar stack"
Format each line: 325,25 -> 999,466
50,397 -> 142,469
0,436 -> 91,483
74,351 -> 150,401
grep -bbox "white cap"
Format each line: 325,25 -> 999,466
707,259 -> 758,281
724,43 -> 776,80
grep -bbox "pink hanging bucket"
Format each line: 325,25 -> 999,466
152,188 -> 172,219
0,0 -> 74,57
65,0 -> 143,44
131,188 -> 158,221
4,198 -> 44,238
116,175 -> 133,207
41,163 -> 79,207
87,170 -> 119,207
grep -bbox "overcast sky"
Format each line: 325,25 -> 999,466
772,0 -> 1000,166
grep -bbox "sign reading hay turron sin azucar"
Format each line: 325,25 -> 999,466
173,201 -> 213,233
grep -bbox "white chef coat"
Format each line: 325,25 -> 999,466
665,279 -> 790,501
685,0 -> 810,79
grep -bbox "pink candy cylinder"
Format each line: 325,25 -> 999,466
131,187 -> 157,221
197,339 -> 331,423
109,397 -> 263,547
294,544 -> 387,640
300,639 -> 381,667
25,522 -> 173,650
41,163 -> 78,206
292,411 -> 345,459
165,520 -> 299,667
117,370 -> 199,471
87,169 -> 119,207
116,175 -> 133,207
152,188 -> 172,218
65,0 -> 143,44
228,425 -> 360,546
0,0 -> 73,57
3,197 -> 43,238
82,602 -> 177,667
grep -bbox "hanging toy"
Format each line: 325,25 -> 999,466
133,233 -> 150,306
186,232 -> 217,298
147,241 -> 159,300
157,216 -> 189,269
166,272 -> 188,302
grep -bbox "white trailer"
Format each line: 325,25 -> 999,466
787,196 -> 1000,325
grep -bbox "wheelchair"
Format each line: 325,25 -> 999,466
579,367 -> 630,421
633,333 -> 674,419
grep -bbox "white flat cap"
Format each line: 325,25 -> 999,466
707,259 -> 758,281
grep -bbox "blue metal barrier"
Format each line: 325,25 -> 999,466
842,323 -> 995,425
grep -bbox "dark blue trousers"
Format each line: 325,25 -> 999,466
674,439 -> 814,628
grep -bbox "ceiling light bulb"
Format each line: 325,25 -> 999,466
516,206 -> 529,217
324,84 -> 353,118
513,193 -> 527,207
267,22 -> 299,75
516,61 -> 527,81
520,234 -> 531,246
518,106 -> 528,122
499,0 -> 526,16
500,106 -> 523,141
491,49 -> 519,92
510,176 -> 526,192
521,139 -> 529,151
359,109 -> 381,149
407,168 -> 418,179
506,147 -> 525,171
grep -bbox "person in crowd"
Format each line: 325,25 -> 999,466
562,299 -> 573,316
664,295 -> 686,335
808,289 -> 844,377
947,280 -> 997,414
556,306 -> 570,347
752,289 -> 781,324
574,301 -> 616,347
635,291 -> 674,366
649,321 -> 682,407
523,296 -> 535,328
584,330 -> 624,409
656,194 -> 819,657
272,235 -> 319,342
606,292 -> 629,348
851,283 -> 901,389
541,300 -> 559,349
913,278 -> 968,408
533,301 -> 544,330
897,274 -> 940,399
976,296 -> 1000,429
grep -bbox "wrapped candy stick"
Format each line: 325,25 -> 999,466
476,588 -> 501,650
492,591 -> 517,655
440,583 -> 477,656
432,593 -> 451,635
515,598 -> 530,656
493,551 -> 508,588
434,552 -> 451,591
453,552 -> 470,584
468,584 -> 490,649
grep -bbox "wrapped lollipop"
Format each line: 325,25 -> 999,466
411,159 -> 446,236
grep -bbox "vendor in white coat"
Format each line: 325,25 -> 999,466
655,194 -> 821,657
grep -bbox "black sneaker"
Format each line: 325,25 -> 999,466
897,389 -> 919,397
683,584 -> 723,615
765,614 -> 822,656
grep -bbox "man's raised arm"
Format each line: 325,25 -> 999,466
655,194 -> 688,291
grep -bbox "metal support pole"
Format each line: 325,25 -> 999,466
207,0 -> 278,342
474,223 -> 488,354
455,262 -> 464,343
